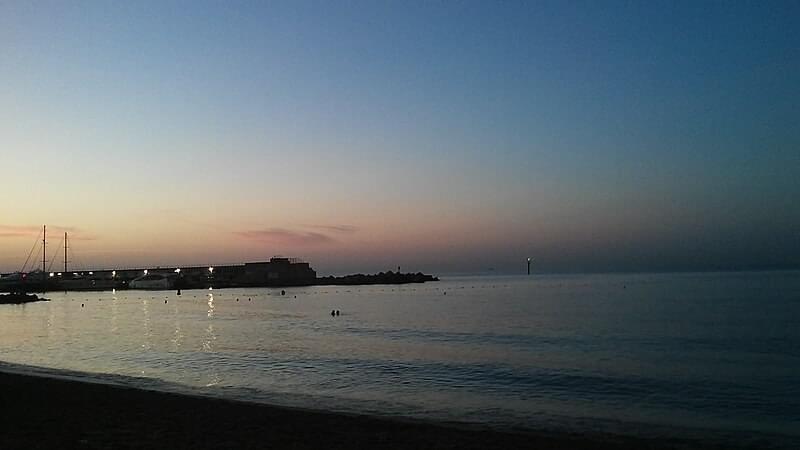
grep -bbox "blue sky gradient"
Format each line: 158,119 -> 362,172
1,1 -> 798,274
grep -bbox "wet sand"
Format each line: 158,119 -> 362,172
0,370 -> 765,449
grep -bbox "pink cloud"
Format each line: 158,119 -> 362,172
234,228 -> 335,246
303,224 -> 359,233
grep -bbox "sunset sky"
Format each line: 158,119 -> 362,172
1,1 -> 798,275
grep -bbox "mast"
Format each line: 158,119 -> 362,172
42,225 -> 46,292
64,232 -> 68,275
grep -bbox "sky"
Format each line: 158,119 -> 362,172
1,0 -> 798,275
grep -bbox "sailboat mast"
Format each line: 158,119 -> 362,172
42,225 -> 46,291
64,232 -> 68,274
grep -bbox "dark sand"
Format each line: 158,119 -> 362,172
0,370 -> 773,449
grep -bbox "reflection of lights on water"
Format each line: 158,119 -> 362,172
207,294 -> 215,318
172,302 -> 183,351
203,321 -> 220,384
112,288 -> 116,294
111,295 -> 118,333
203,324 -> 216,355
208,286 -> 213,291
141,298 -> 152,350
47,304 -> 55,336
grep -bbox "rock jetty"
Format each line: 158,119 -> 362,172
317,271 -> 438,286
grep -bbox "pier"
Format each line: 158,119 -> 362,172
0,257 -> 317,292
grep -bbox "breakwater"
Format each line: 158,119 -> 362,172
318,272 -> 438,285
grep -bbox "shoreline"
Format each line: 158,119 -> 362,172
0,363 -> 794,449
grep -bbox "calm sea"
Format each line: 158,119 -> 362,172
1,271 -> 798,445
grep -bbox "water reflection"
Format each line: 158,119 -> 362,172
202,322 -> 218,385
171,301 -> 183,351
207,293 -> 215,318
203,291 -> 220,384
206,373 -> 221,387
203,323 -> 222,387
110,295 -> 118,334
203,324 -> 216,353
46,303 -> 54,339
141,298 -> 152,351
204,293 -> 217,352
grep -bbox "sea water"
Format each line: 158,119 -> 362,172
1,271 -> 798,445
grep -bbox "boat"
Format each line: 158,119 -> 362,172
129,273 -> 176,290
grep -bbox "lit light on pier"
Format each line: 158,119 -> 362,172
208,266 -> 214,274
174,268 -> 181,273
111,270 -> 116,278
144,269 -> 148,275
49,273 -> 54,277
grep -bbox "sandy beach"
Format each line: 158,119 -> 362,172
0,369 -> 735,450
